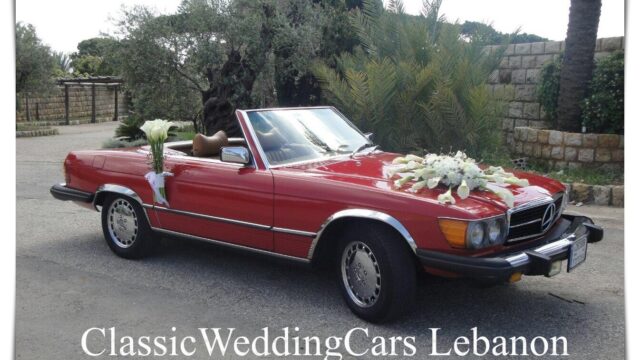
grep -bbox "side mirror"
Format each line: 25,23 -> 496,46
220,147 -> 251,165
364,132 -> 374,141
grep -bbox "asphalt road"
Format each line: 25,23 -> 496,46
16,122 -> 625,359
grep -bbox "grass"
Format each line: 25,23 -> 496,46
16,123 -> 52,131
102,138 -> 148,149
479,151 -> 623,185
526,163 -> 624,185
173,131 -> 195,141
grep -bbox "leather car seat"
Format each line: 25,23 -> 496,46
192,130 -> 229,157
257,129 -> 292,164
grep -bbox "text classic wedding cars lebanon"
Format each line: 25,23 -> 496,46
81,326 -> 570,358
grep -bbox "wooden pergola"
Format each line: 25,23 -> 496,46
56,76 -> 124,125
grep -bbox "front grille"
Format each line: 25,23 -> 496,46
506,194 -> 563,243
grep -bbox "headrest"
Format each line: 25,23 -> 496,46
258,129 -> 286,152
192,130 -> 228,157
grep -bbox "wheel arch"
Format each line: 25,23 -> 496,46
309,209 -> 418,267
93,184 -> 144,210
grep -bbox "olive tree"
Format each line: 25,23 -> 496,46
15,22 -> 56,95
115,0 -> 328,135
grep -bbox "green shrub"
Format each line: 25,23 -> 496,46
581,51 -> 624,134
313,1 -> 505,158
536,56 -> 562,127
537,52 -> 624,134
115,114 -> 181,141
102,138 -> 148,149
115,115 -> 145,140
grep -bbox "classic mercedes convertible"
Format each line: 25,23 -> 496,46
51,106 -> 603,322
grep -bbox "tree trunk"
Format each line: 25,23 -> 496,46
556,0 -> 602,132
199,50 -> 257,138
200,2 -> 276,137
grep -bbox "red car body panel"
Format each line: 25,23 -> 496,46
62,109 -> 567,264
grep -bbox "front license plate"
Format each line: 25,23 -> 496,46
568,235 -> 588,272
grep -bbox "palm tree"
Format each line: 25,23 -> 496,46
312,0 -> 506,157
556,0 -> 602,132
52,51 -> 72,75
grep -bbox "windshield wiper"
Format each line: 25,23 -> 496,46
350,143 -> 377,158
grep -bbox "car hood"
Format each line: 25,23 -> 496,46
277,152 -> 566,215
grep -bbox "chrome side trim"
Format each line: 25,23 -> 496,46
153,206 -> 271,231
272,227 -> 317,237
94,184 -> 144,211
308,209 -> 417,260
152,227 -> 310,264
93,184 -> 153,225
151,206 -> 317,237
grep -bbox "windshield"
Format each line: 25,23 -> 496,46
246,108 -> 371,167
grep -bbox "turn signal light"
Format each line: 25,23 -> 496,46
438,219 -> 468,248
509,272 -> 523,283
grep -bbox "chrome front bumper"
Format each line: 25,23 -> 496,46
416,215 -> 603,281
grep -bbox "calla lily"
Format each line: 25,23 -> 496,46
505,177 -> 530,187
140,119 -> 174,203
411,180 -> 428,192
485,183 -> 515,208
496,189 -> 515,208
406,160 -> 421,170
392,154 -> 423,164
427,177 -> 441,189
437,187 -> 456,205
140,119 -> 174,142
405,154 -> 424,162
394,175 -> 414,188
457,180 -> 470,199
413,168 -> 429,180
389,151 -> 528,205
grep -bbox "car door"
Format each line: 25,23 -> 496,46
154,155 -> 274,251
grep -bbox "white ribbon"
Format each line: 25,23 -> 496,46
145,171 -> 173,207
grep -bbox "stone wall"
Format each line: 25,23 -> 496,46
484,36 -> 625,146
16,85 -> 128,124
511,127 -> 623,170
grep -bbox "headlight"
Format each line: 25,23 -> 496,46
438,215 -> 508,249
487,218 -> 507,245
467,222 -> 485,248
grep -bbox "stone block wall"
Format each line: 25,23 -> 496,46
511,127 -> 623,170
484,36 -> 624,146
16,85 -> 128,124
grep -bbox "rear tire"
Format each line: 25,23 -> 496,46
336,224 -> 416,323
101,194 -> 154,259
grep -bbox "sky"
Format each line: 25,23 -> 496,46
16,0 -> 625,54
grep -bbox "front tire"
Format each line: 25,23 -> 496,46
101,195 -> 153,259
337,225 -> 416,323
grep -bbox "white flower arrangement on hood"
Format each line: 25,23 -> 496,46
386,151 -> 529,208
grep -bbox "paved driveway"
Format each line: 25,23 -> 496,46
16,122 -> 624,359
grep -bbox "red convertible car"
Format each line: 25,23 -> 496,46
51,106 -> 603,322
